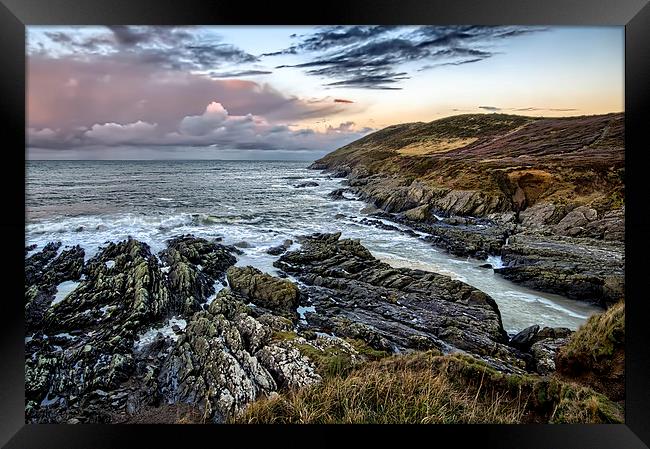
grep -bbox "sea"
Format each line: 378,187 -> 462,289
25,160 -> 601,334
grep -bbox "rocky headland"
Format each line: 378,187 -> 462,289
310,113 -> 625,308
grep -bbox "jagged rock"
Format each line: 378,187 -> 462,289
532,327 -> 572,343
509,325 -> 540,351
158,290 -> 319,422
266,239 -> 293,256
329,169 -> 348,178
497,233 -> 624,307
226,266 -> 300,319
294,181 -> 319,188
25,236 -> 237,424
25,244 -> 86,333
327,188 -> 351,200
360,205 -> 380,215
274,232 -> 529,373
585,207 -> 625,241
159,235 -> 236,314
530,337 -> 570,375
256,344 -> 321,390
519,203 -> 564,229
553,206 -> 598,237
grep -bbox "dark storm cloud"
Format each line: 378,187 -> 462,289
261,26 -> 396,56
40,26 -> 258,71
266,25 -> 546,89
419,58 -> 485,70
208,69 -> 273,78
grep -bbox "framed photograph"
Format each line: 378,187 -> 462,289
2,0 -> 649,447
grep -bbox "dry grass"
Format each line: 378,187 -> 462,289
397,138 -> 478,156
231,351 -> 622,424
556,301 -> 625,401
560,301 -> 624,363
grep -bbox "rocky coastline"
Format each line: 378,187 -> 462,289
25,230 -> 623,423
308,113 -> 625,308
24,113 -> 625,423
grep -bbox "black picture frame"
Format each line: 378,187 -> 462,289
2,0 -> 649,447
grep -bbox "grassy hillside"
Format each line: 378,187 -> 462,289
314,113 -> 624,214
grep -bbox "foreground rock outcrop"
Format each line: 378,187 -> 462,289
25,236 -> 238,423
274,232 -> 531,373
157,289 -> 321,423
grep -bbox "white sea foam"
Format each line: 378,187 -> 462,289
133,317 -> 187,351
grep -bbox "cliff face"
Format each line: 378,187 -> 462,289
312,113 -> 624,224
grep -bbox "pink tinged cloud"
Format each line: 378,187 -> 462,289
29,100 -> 374,153
27,54 -> 355,135
84,120 -> 159,145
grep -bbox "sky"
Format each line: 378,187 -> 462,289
26,25 -> 624,160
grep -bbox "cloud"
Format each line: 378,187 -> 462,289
29,101 -> 374,154
333,98 -> 354,103
84,120 -> 159,145
27,53 -> 354,135
479,106 -> 501,111
419,58 -> 484,70
38,26 -> 258,72
179,102 -> 229,136
208,69 -> 273,78
266,25 -> 546,89
261,26 -> 396,56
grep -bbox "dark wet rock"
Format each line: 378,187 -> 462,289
360,205 -> 380,215
157,290 -> 320,423
509,325 -> 540,351
25,244 -> 85,332
274,232 -> 529,373
266,239 -> 293,256
26,239 -> 173,422
25,236 -> 237,423
411,219 -> 510,260
294,181 -> 319,188
25,242 -> 62,286
226,266 -> 300,319
330,169 -> 348,178
477,263 -> 493,269
327,188 -> 351,200
532,326 -> 572,343
44,246 -> 85,286
507,326 -> 573,374
25,243 -> 37,255
233,241 -> 252,248
159,235 -> 237,315
496,233 -> 624,307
